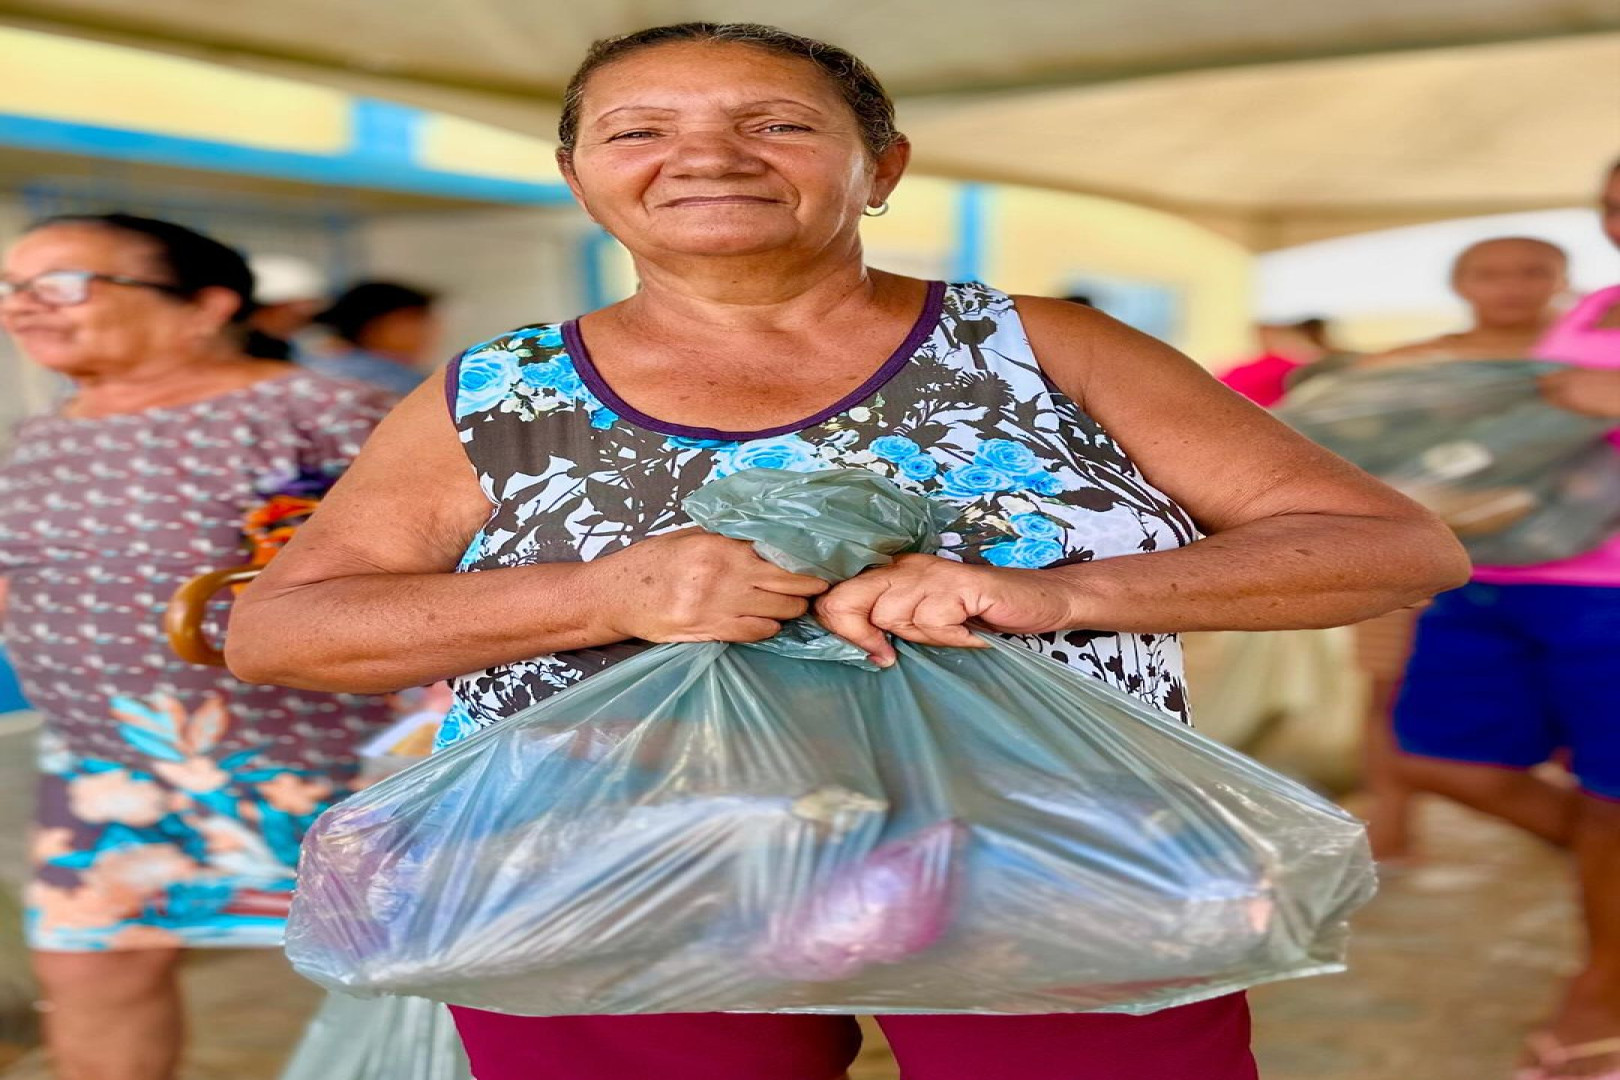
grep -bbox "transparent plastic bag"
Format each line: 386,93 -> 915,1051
1276,360 -> 1620,564
287,468 -> 1375,1016
279,993 -> 471,1080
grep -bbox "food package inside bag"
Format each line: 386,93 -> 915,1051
287,468 -> 1375,1016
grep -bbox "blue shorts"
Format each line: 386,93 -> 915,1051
1394,583 -> 1620,799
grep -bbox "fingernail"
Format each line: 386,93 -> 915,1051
870,654 -> 894,668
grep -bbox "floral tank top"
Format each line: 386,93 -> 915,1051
440,281 -> 1199,747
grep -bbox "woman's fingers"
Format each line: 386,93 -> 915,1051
814,579 -> 895,667
758,568 -> 834,597
870,590 -> 986,650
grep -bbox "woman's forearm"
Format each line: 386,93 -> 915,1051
1051,512 -> 1469,634
225,562 -> 626,694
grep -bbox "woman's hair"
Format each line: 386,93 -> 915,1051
24,213 -> 256,323
558,23 -> 900,160
315,281 -> 437,345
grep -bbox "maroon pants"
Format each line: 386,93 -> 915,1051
450,993 -> 1257,1080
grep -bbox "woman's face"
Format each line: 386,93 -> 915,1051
563,42 -> 907,263
0,225 -> 231,377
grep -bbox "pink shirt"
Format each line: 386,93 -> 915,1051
1472,285 -> 1620,587
1217,354 -> 1302,407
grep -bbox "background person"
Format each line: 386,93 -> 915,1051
1346,235 -> 1570,861
226,23 -> 1467,1080
302,280 -> 441,397
1392,162 -> 1620,1080
0,213 -> 396,1080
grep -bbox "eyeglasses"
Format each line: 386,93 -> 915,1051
0,270 -> 186,307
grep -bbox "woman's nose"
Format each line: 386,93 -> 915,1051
664,130 -> 766,177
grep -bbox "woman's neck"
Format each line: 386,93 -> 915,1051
63,346 -> 281,419
616,243 -> 886,337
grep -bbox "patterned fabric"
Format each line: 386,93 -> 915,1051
441,282 -> 1200,749
0,373 -> 397,950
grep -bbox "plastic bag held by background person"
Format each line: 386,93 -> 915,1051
285,469 -> 1376,1017
1275,360 -> 1620,565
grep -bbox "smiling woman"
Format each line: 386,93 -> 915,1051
223,21 -> 1469,1080
0,213 -> 396,1080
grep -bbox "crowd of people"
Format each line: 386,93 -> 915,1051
0,18 -> 1613,1080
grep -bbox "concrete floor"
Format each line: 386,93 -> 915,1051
0,720 -> 1581,1080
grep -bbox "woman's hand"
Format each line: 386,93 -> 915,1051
814,554 -> 1080,666
1540,368 -> 1620,419
593,528 -> 830,644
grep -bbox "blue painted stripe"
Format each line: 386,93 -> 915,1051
349,98 -> 421,164
0,111 -> 576,206
952,182 -> 990,283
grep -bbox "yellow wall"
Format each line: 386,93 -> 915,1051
983,184 -> 1254,364
0,27 -> 349,153
417,113 -> 563,183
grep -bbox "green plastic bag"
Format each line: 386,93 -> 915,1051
288,468 -> 1375,1016
279,993 -> 470,1080
1276,360 -> 1620,564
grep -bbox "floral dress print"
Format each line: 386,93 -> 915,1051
439,281 -> 1201,750
0,373 -> 397,951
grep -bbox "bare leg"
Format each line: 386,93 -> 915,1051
1362,675 -> 1418,861
1395,754 -> 1580,848
32,948 -> 184,1080
1536,794 -> 1620,1077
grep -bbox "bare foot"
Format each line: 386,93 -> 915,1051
1521,975 -> 1620,1078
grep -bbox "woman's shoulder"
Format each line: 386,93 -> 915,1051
453,321 -> 568,363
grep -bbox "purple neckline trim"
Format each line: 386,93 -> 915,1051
560,280 -> 947,442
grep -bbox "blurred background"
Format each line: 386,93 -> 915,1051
0,2 -> 1617,1078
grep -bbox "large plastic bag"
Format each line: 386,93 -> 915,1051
287,468 -> 1375,1016
1275,360 -> 1620,564
280,710 -> 470,1080
280,993 -> 471,1080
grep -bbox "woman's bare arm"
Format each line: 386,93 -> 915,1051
226,374 -> 826,693
817,299 -> 1470,661
1018,296 -> 1470,630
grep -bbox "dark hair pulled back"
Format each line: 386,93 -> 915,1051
25,213 -> 256,323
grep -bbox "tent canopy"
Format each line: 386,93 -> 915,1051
2,0 -> 1617,247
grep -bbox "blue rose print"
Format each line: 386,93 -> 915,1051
455,349 -> 523,417
1019,473 -> 1066,496
982,537 -> 1066,568
975,439 -> 1038,475
714,435 -> 827,477
528,325 -> 565,349
520,356 -> 587,398
589,407 -> 620,430
900,455 -> 940,480
1010,513 -> 1062,540
940,463 -> 1014,499
666,436 -> 738,451
433,701 -> 481,752
871,435 -> 923,462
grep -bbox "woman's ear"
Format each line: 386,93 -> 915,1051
870,135 -> 912,207
191,286 -> 249,337
556,149 -> 600,223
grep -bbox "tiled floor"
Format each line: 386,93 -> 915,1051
0,721 -> 1580,1080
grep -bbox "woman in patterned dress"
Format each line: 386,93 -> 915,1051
228,24 -> 1470,1080
0,214 -> 395,1080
